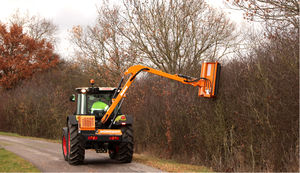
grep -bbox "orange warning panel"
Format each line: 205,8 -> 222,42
198,62 -> 221,98
78,116 -> 95,131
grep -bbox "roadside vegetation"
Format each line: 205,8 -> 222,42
0,148 -> 39,172
0,0 -> 298,172
133,153 -> 213,172
0,131 -> 60,144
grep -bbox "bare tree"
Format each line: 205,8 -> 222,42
119,0 -> 238,74
225,0 -> 299,29
8,10 -> 58,44
70,6 -> 140,86
71,0 -> 238,79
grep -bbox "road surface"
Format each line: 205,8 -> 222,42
0,135 -> 161,172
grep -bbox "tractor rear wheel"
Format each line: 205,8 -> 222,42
62,131 -> 69,161
116,125 -> 134,163
68,121 -> 85,165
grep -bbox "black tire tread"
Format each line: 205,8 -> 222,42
68,121 -> 85,165
116,126 -> 134,163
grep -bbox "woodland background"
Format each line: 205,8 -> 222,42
0,0 -> 298,171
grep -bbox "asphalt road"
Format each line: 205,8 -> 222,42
0,135 -> 161,172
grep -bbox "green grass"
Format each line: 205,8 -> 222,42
0,131 -> 60,143
133,153 -> 213,172
0,131 -> 21,137
0,148 -> 39,172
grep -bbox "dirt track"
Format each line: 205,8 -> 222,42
0,135 -> 161,172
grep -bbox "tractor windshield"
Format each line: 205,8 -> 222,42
87,94 -> 112,114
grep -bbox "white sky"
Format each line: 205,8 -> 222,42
0,0 -> 245,59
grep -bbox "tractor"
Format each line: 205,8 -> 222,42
62,62 -> 221,165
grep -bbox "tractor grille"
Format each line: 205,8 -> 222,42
78,116 -> 95,131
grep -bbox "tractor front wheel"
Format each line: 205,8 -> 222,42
68,121 -> 85,165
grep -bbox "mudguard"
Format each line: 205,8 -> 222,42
62,127 -> 68,137
67,115 -> 78,125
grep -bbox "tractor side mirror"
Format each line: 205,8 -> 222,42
70,94 -> 75,102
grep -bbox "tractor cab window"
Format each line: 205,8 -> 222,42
87,94 -> 112,114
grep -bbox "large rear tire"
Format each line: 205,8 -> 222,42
116,126 -> 134,163
68,121 -> 85,165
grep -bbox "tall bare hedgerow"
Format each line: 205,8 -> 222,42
123,27 -> 299,171
0,62 -> 91,139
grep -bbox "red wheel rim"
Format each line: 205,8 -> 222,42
63,136 -> 67,156
68,131 -> 70,153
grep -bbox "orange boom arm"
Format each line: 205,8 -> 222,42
101,62 -> 221,124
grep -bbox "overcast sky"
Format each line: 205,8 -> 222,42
0,0 -> 245,59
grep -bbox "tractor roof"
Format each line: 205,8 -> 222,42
75,87 -> 117,94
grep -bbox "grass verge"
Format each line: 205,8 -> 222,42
133,153 -> 213,172
0,131 -> 21,137
0,148 -> 39,172
0,131 -> 60,143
